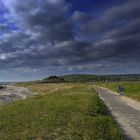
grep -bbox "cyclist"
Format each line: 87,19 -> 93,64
117,85 -> 125,96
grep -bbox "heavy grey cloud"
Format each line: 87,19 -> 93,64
0,0 -> 140,80
73,0 -> 140,62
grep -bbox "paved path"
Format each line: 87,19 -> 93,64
0,85 -> 31,105
95,86 -> 140,140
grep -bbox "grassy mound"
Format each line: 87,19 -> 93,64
0,84 -> 123,140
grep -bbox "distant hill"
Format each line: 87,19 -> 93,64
61,74 -> 97,82
41,74 -> 140,83
61,74 -> 140,82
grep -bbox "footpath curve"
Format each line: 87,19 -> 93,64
95,86 -> 140,140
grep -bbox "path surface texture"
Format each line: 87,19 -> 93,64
0,85 -> 31,105
95,86 -> 140,140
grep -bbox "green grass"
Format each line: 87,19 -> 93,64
0,84 -> 123,140
99,82 -> 140,101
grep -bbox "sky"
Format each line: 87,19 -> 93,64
0,0 -> 140,81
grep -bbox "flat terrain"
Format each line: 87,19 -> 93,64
0,83 -> 123,140
95,86 -> 140,140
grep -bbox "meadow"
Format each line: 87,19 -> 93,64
100,82 -> 140,101
0,83 -> 123,140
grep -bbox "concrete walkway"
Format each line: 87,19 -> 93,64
95,86 -> 140,140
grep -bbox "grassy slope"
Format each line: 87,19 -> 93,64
0,83 -> 123,140
61,74 -> 97,82
61,74 -> 140,82
99,82 -> 140,101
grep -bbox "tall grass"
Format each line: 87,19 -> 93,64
0,84 -> 124,140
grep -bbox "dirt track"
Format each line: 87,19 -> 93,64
0,85 -> 31,104
95,86 -> 140,140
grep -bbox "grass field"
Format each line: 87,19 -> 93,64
100,82 -> 140,101
0,83 -> 123,140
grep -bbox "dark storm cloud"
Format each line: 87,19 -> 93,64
74,0 -> 140,60
75,0 -> 140,35
0,0 -> 140,77
6,0 -> 74,42
0,0 -> 72,66
0,24 -> 11,33
104,0 -> 140,22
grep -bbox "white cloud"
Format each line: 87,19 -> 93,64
0,53 -> 16,60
